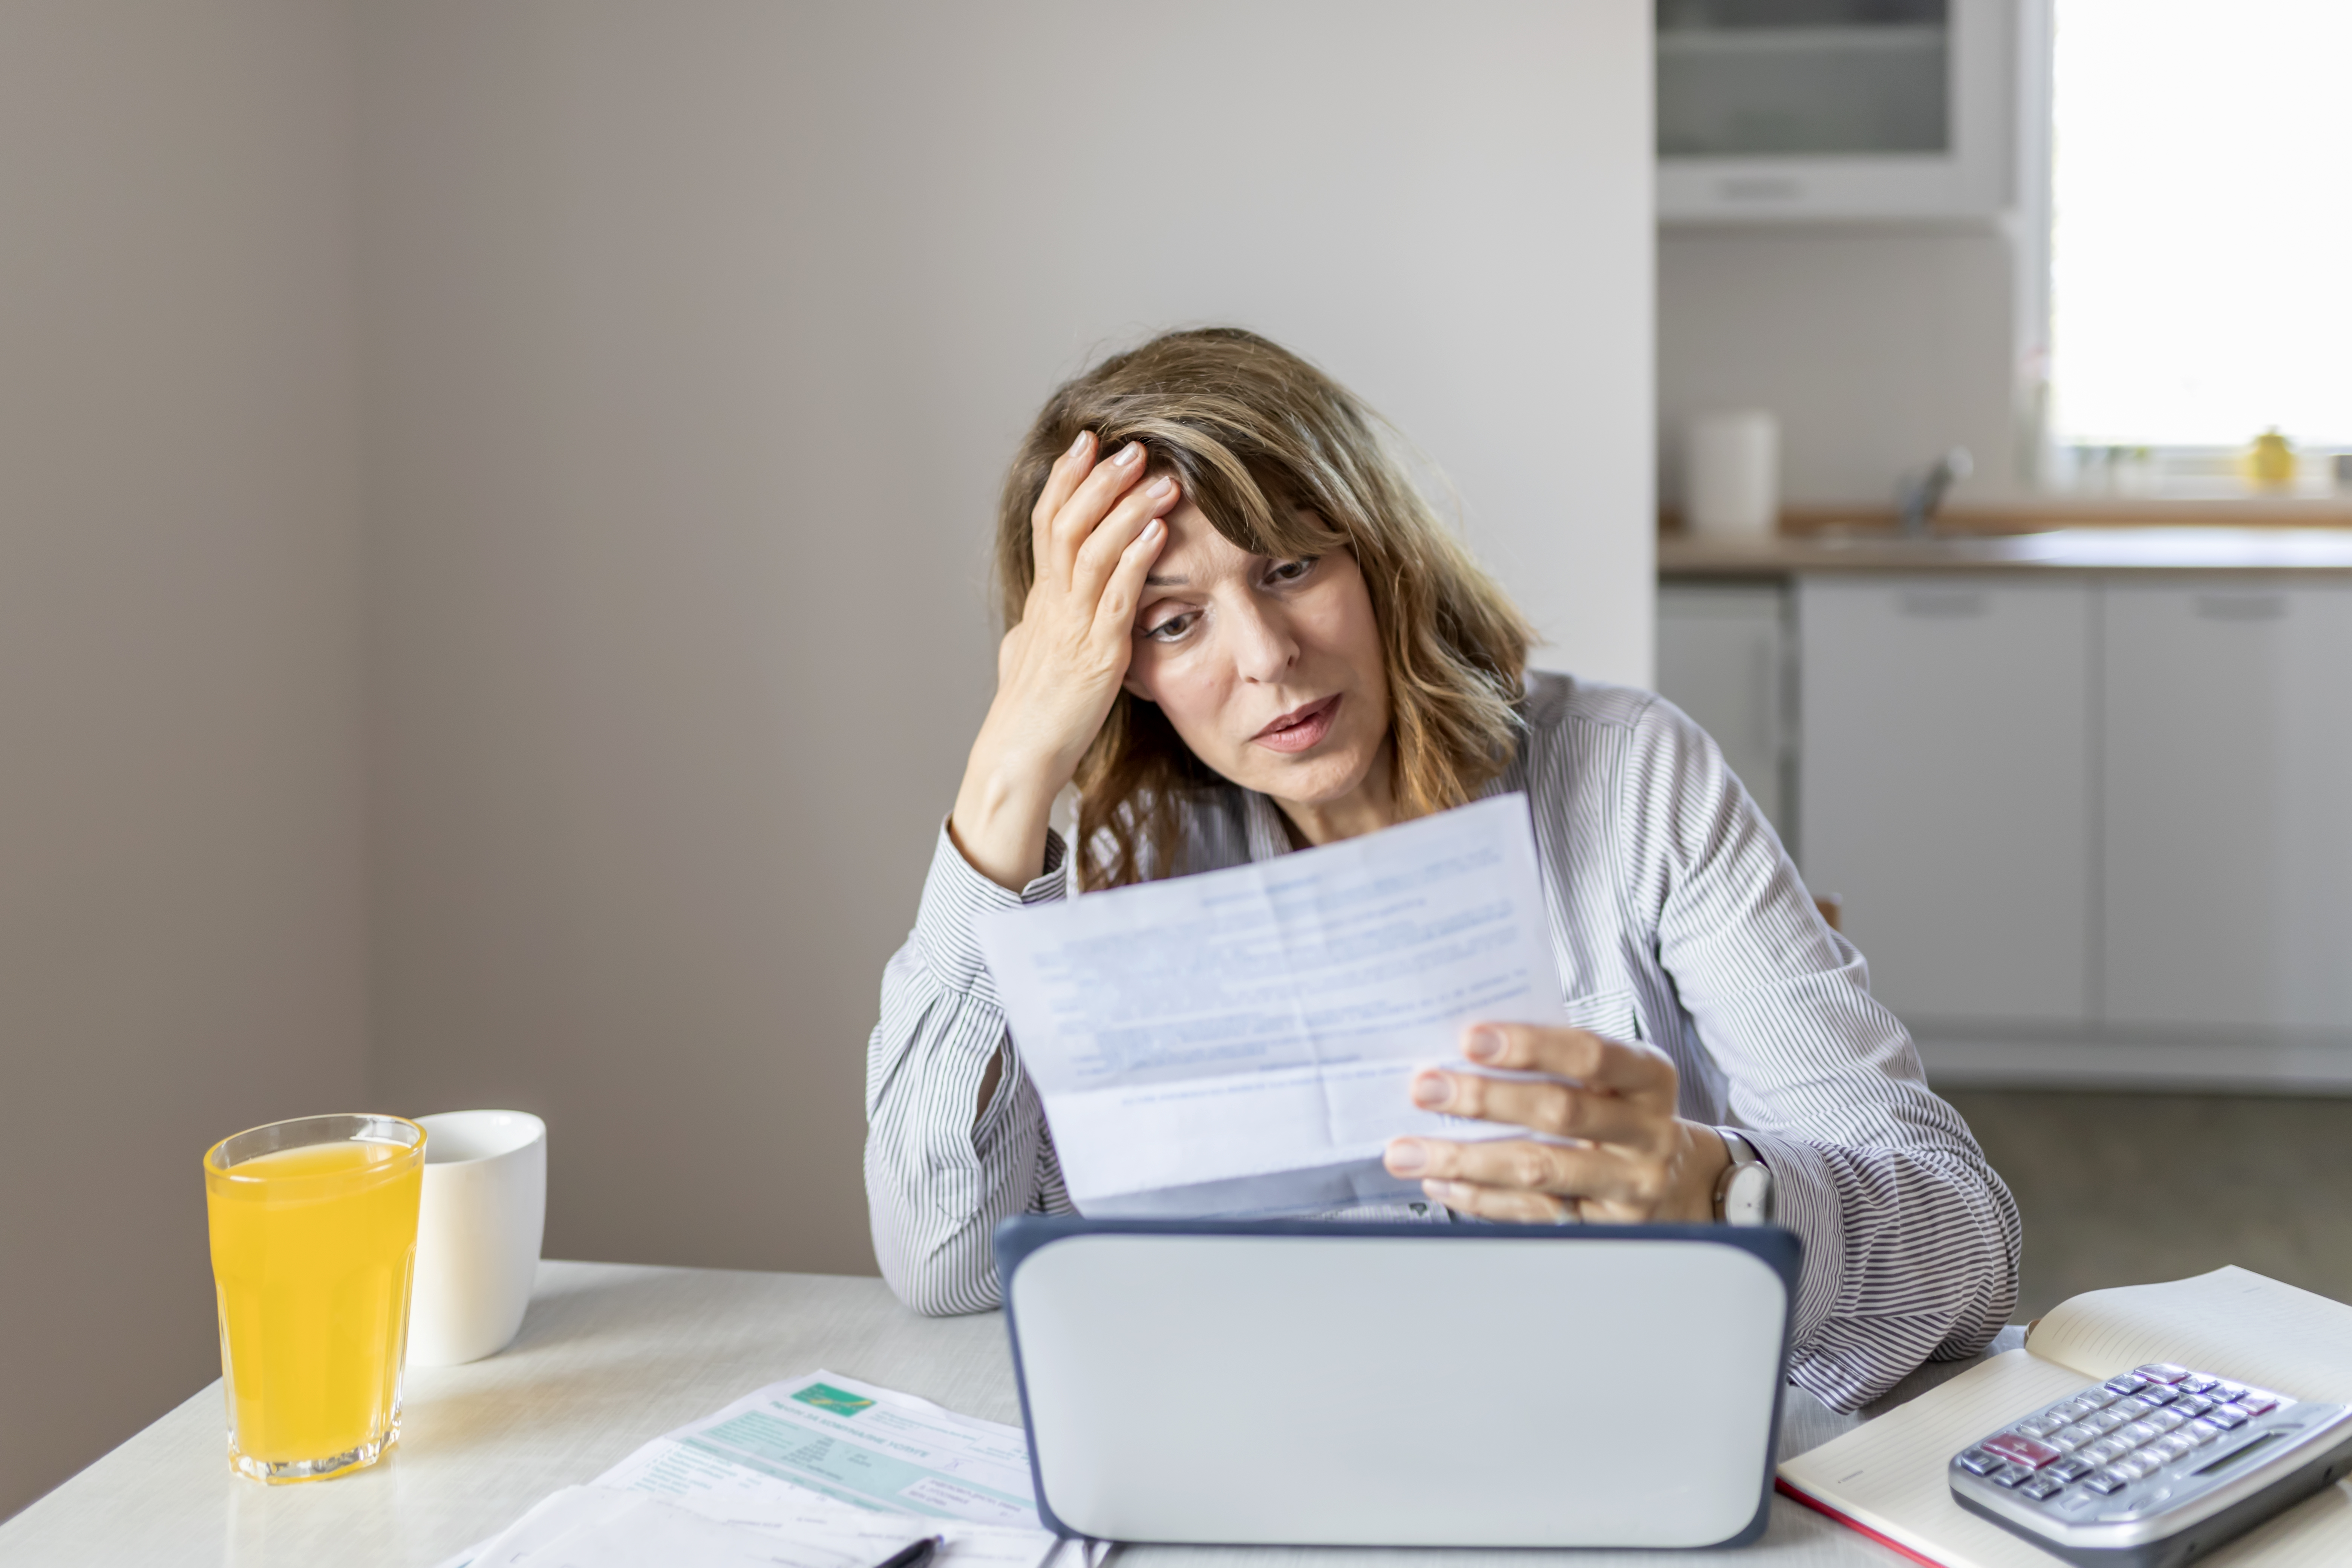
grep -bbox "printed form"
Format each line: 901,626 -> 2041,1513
975,793 -> 1565,1217
444,1371 -> 1090,1568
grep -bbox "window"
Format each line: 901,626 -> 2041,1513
2046,0 -> 2352,490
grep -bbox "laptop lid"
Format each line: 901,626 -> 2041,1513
995,1216 -> 1798,1549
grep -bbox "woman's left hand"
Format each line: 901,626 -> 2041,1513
1382,1024 -> 1731,1223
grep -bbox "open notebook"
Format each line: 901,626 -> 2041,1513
1779,1268 -> 2352,1568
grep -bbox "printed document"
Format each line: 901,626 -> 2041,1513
443,1371 -> 1077,1568
975,793 -> 1565,1216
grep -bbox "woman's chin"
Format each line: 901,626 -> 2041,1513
1232,740 -> 1381,810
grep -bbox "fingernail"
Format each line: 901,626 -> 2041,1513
1141,518 -> 1165,541
1465,1027 -> 1504,1063
1066,430 -> 1090,458
1386,1139 -> 1427,1174
1114,442 -> 1143,467
1145,476 -> 1176,501
1411,1073 -> 1450,1109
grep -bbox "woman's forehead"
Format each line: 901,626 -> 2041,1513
1142,501 -> 1257,589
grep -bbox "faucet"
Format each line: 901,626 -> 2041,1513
1897,447 -> 1974,537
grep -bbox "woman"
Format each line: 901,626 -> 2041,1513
867,328 -> 2018,1412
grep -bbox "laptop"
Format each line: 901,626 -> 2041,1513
994,1216 -> 1798,1548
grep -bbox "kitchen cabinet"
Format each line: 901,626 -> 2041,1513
1796,577 -> 2092,1026
2101,583 -> 2352,1034
1656,584 -> 1792,845
1657,0 -> 2013,222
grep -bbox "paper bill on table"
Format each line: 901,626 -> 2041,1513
975,793 -> 1566,1217
594,1370 -> 1042,1531
441,1371 -> 1061,1568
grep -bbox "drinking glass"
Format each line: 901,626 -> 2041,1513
202,1114 -> 427,1483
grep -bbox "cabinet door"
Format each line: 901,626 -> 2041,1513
1798,577 -> 2092,1026
1657,584 -> 1790,842
2102,583 -> 2352,1033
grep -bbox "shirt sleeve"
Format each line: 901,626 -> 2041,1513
1621,696 -> 2023,1412
864,821 -> 1074,1315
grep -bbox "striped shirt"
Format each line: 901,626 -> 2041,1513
865,672 -> 2021,1412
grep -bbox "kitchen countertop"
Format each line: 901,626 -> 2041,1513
1660,527 -> 2352,578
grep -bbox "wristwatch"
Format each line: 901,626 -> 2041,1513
1712,1127 -> 1775,1226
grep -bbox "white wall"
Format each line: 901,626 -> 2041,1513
356,1 -> 1654,1279
1659,226 -> 2020,508
0,1 -> 370,1519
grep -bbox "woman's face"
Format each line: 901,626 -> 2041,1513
1122,496 -> 1392,833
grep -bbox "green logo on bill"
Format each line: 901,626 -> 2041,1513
792,1383 -> 875,1416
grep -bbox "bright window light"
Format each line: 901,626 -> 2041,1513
2050,0 -> 2352,450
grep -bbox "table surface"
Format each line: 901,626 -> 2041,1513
0,1260 -> 2018,1568
1660,525 -> 2352,577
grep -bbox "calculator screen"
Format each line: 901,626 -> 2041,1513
2195,1430 -> 2288,1476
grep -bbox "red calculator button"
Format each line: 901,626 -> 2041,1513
1982,1433 -> 2062,1470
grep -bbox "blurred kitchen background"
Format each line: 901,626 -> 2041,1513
1653,0 -> 2352,1321
3,0 -> 2347,1523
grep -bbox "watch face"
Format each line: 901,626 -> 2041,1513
1725,1163 -> 1774,1226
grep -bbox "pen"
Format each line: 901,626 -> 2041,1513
870,1534 -> 942,1568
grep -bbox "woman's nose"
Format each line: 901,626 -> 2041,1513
1228,600 -> 1300,683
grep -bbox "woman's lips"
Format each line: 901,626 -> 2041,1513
1252,694 -> 1340,754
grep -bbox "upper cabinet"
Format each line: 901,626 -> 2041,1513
1657,0 -> 2013,223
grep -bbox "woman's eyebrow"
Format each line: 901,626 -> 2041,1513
1143,573 -> 1189,587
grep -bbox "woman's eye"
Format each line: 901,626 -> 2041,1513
1268,557 -> 1317,585
1143,611 -> 1200,643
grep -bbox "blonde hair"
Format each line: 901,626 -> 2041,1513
997,328 -> 1533,888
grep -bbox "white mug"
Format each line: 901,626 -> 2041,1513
408,1110 -> 546,1367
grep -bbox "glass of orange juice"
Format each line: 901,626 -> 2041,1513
203,1114 -> 427,1483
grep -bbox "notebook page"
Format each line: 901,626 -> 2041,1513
1779,1351 -> 2089,1568
2028,1267 -> 2352,1401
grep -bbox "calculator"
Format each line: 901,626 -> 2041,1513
1948,1363 -> 2352,1568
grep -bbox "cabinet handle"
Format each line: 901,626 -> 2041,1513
2194,592 -> 2288,622
1898,590 -> 1987,619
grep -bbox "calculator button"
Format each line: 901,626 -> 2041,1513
2018,1413 -> 2067,1438
1983,1433 -> 2062,1469
2135,1364 -> 2191,1384
2135,1385 -> 2178,1406
2188,1419 -> 2226,1444
1957,1448 -> 2004,1476
2146,1409 -> 2187,1433
1991,1464 -> 2035,1488
2152,1432 -> 2199,1462
2180,1376 -> 2219,1395
2115,1452 -> 2163,1481
2050,1424 -> 2095,1451
2085,1469 -> 2131,1494
2173,1396 -> 2214,1419
2021,1475 -> 2066,1501
2105,1375 -> 2150,1396
2049,1458 -> 2096,1482
2082,1437 -> 2132,1465
2205,1405 -> 2252,1430
2234,1392 -> 2280,1416
2213,1384 -> 2247,1403
2086,1410 -> 2130,1434
2118,1421 -> 2161,1447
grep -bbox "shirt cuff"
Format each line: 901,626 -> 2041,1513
1735,1126 -> 1844,1359
911,818 -> 1067,1003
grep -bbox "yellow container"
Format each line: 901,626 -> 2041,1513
202,1114 -> 426,1483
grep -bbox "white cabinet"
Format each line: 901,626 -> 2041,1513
1657,0 -> 2013,222
2101,584 -> 2352,1034
1797,577 -> 2092,1026
1656,584 -> 1792,844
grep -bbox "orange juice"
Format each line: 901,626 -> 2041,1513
204,1117 -> 425,1482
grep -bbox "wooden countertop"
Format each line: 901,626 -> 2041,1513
1661,527 -> 2352,578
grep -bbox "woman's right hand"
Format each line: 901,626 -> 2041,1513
949,431 -> 1176,890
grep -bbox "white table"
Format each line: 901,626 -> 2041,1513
0,1260 -> 2014,1566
